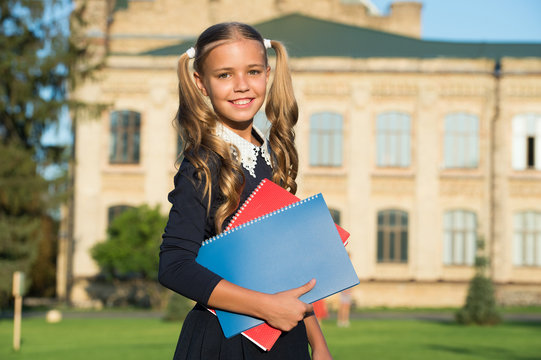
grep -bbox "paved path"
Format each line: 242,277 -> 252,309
4,310 -> 541,322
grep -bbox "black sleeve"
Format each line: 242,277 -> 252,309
158,158 -> 223,305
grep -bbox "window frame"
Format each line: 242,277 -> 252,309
513,211 -> 541,267
376,111 -> 411,168
443,112 -> 480,169
109,110 -> 141,164
512,113 -> 541,171
376,209 -> 408,263
309,112 -> 344,167
329,208 -> 341,226
107,205 -> 135,226
443,210 -> 477,266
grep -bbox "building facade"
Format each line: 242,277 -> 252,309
64,0 -> 541,307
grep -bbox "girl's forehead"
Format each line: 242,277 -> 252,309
203,39 -> 267,67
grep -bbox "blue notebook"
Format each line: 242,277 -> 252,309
196,194 -> 359,338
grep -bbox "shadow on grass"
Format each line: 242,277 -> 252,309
415,317 -> 541,329
500,320 -> 541,329
427,344 -> 540,360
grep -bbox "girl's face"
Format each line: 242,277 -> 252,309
194,39 -> 270,132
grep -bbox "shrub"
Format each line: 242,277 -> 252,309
456,238 -> 501,325
91,205 -> 167,281
163,291 -> 194,322
456,273 -> 501,325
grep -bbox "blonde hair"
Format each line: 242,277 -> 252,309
176,22 -> 298,232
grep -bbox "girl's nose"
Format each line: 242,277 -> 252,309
234,74 -> 249,92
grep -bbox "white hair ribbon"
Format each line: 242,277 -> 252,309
263,39 -> 272,49
186,47 -> 196,59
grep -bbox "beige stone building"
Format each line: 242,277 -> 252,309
63,0 -> 541,307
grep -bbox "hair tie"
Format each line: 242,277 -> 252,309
185,47 -> 196,59
263,39 -> 272,49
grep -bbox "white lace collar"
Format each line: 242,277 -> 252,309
215,122 -> 272,178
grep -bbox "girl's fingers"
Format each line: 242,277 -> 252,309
290,278 -> 316,298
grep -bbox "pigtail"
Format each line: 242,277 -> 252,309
266,40 -> 299,194
176,50 -> 244,233
176,52 -> 214,208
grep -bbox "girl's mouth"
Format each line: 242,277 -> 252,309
230,98 -> 253,106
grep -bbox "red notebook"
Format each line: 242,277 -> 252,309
209,179 -> 350,351
226,179 -> 350,245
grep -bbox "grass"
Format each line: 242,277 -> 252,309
320,319 -> 541,360
351,305 -> 541,314
1,316 -> 540,359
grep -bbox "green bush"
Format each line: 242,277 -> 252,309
91,205 -> 167,281
456,273 -> 501,325
456,238 -> 501,325
163,291 -> 195,322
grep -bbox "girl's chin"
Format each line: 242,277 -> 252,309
218,118 -> 254,130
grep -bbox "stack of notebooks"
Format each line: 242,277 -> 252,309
196,179 -> 358,350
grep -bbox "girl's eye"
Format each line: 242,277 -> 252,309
249,70 -> 260,75
218,73 -> 230,79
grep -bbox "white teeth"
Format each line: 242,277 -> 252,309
233,99 -> 251,105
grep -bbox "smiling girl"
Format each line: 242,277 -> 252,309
158,22 -> 332,360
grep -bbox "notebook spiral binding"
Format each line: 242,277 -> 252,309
202,193 -> 320,247
224,179 -> 268,231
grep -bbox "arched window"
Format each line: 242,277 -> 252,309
109,110 -> 141,164
377,210 -> 408,263
444,113 -> 479,168
512,114 -> 541,170
107,205 -> 135,226
513,211 -> 541,266
376,112 -> 411,167
309,112 -> 343,167
329,208 -> 341,226
443,210 -> 477,265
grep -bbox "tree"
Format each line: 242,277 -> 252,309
456,237 -> 501,325
91,205 -> 167,281
0,0 -> 101,307
0,144 -> 47,306
1,0 -> 97,161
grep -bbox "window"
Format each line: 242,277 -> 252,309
309,112 -> 343,167
253,112 -> 271,138
513,211 -> 541,266
109,110 -> 141,164
329,208 -> 341,225
443,210 -> 477,265
107,205 -> 134,226
377,210 -> 408,263
444,113 -> 479,168
376,112 -> 411,167
512,114 -> 541,170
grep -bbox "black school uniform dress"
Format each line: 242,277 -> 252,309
159,125 -> 310,360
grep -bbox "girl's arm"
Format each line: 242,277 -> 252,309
208,278 -> 315,332
160,160 -> 314,331
305,314 -> 333,360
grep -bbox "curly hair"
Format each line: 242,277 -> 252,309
176,22 -> 298,232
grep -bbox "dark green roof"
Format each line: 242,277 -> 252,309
139,13 -> 541,59
113,0 -> 128,12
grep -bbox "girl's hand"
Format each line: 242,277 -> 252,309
263,279 -> 316,331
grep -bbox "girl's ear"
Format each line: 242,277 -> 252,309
193,72 -> 208,96
266,66 -> 271,82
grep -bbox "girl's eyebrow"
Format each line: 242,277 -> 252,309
211,64 -> 265,72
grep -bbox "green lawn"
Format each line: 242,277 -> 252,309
1,317 -> 540,359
